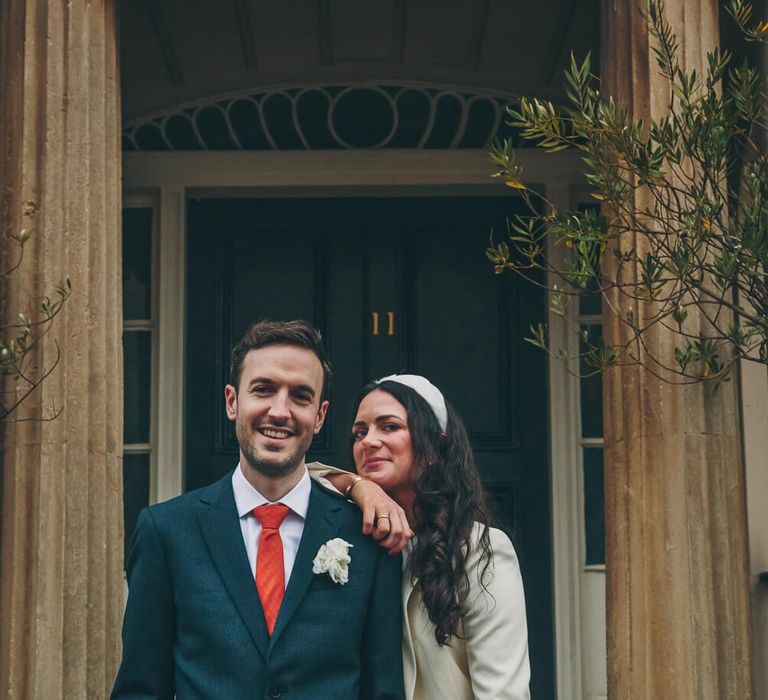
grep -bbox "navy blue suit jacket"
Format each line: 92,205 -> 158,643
111,472 -> 404,700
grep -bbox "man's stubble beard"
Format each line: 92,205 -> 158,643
236,418 -> 312,479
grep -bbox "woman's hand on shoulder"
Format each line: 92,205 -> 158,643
350,479 -> 413,556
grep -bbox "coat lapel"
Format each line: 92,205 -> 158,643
270,482 -> 343,645
401,549 -> 418,700
401,539 -> 417,608
196,474 -> 270,660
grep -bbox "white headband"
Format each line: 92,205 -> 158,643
374,374 -> 448,432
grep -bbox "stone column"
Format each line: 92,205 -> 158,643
0,1 -> 123,698
600,1 -> 754,698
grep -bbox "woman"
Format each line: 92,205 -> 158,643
309,374 -> 530,700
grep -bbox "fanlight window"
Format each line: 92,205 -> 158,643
122,84 -> 525,151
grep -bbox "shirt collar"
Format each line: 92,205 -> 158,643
231,463 -> 311,520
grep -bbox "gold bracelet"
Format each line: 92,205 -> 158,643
345,475 -> 366,499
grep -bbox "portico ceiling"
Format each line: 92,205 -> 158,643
120,0 -> 600,121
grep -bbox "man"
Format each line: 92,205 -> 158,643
112,320 -> 405,700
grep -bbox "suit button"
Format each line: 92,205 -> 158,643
268,689 -> 282,698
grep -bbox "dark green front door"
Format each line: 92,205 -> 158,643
185,196 -> 554,698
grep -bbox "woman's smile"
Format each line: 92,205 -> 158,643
361,456 -> 389,470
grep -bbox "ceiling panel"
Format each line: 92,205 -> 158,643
120,0 -> 599,120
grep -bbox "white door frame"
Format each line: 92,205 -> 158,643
123,147 -> 596,699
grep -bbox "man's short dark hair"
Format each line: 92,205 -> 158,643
229,319 -> 333,400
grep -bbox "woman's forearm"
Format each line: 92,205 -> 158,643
306,463 -> 413,554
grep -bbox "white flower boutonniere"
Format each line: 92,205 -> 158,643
312,537 -> 353,585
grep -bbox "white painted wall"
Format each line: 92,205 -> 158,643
580,570 -> 607,700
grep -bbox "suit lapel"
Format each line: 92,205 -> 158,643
270,482 -> 343,645
196,474 -> 270,660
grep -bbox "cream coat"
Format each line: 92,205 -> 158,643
307,464 -> 531,700
402,525 -> 530,700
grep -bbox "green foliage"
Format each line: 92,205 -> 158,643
487,0 -> 768,386
1,215 -> 71,421
725,0 -> 768,42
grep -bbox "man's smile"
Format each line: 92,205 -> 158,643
258,426 -> 293,440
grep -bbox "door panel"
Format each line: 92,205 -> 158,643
186,196 -> 554,699
407,225 -> 518,449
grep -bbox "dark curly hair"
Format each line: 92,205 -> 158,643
349,379 -> 493,646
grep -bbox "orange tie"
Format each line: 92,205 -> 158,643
252,504 -> 291,635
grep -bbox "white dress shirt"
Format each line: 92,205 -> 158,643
231,464 -> 311,587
